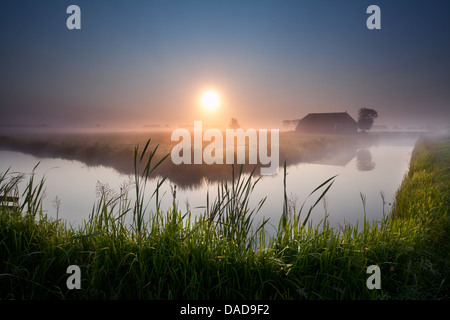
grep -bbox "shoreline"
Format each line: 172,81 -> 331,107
0,135 -> 448,300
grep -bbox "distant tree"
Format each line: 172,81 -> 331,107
282,120 -> 300,129
282,120 -> 292,128
229,117 -> 240,130
357,108 -> 378,132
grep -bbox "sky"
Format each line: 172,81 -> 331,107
1,0 -> 449,130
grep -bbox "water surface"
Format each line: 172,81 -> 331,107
0,142 -> 414,235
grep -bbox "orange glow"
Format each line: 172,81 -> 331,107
201,91 -> 220,111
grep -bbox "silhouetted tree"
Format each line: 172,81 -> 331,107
357,108 -> 378,132
229,117 -> 240,129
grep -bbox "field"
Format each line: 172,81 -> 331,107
0,131 -> 448,300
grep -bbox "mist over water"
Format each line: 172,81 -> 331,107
0,130 -> 417,237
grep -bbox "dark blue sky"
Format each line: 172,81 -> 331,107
1,0 -> 449,128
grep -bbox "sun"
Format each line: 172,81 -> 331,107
201,91 -> 220,111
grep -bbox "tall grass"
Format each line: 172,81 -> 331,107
133,138 -> 169,236
0,136 -> 448,299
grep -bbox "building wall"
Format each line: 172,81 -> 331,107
295,114 -> 357,134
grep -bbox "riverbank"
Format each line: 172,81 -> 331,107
0,135 -> 448,300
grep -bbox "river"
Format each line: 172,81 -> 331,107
0,136 -> 415,237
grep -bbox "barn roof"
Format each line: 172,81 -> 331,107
300,112 -> 357,124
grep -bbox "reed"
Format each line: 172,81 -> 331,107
0,136 -> 448,299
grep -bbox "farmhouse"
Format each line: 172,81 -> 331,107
295,112 -> 357,134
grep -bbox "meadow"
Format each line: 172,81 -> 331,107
0,132 -> 448,300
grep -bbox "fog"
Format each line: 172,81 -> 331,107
0,125 -> 426,189
1,1 -> 449,132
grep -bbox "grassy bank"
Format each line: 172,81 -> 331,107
0,136 -> 448,300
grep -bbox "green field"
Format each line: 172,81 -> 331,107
0,134 -> 448,300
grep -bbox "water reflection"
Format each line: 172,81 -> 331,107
0,132 -> 418,234
269,144 -> 413,234
356,149 -> 375,171
0,132 -> 375,189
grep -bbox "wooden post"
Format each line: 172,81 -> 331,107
0,195 -> 19,209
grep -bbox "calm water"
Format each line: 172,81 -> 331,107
0,142 -> 414,235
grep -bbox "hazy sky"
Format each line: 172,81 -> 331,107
1,0 -> 449,129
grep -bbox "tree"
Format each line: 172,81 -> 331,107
357,108 -> 378,132
229,117 -> 240,130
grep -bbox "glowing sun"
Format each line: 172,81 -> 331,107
201,91 -> 220,111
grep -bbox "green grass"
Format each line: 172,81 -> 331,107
0,136 -> 448,300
